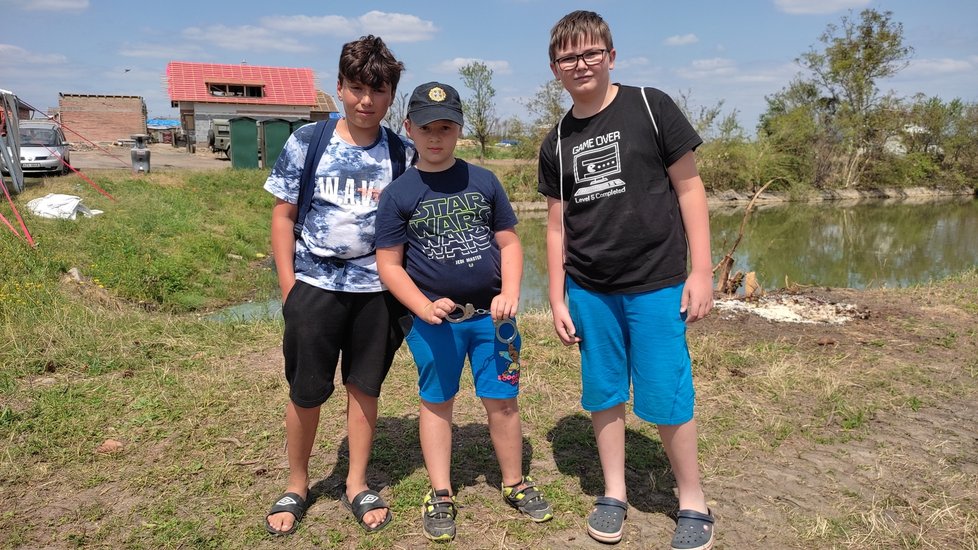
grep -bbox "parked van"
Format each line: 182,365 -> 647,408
207,119 -> 231,157
2,120 -> 71,176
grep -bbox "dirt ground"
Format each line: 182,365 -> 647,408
237,284 -> 978,549
695,285 -> 978,549
69,142 -> 231,172
12,148 -> 977,548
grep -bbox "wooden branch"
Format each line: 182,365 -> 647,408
712,178 -> 785,294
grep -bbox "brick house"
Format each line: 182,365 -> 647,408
57,94 -> 147,144
165,61 -> 338,149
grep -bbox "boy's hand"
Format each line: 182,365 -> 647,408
551,303 -> 581,346
421,297 -> 455,325
490,292 -> 519,321
680,270 -> 714,324
279,276 -> 296,304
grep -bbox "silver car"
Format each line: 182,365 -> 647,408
8,120 -> 71,176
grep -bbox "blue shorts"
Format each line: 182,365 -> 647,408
567,277 -> 694,425
405,314 -> 521,403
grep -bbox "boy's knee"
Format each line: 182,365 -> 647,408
482,397 -> 519,416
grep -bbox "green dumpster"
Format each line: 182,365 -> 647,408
261,119 -> 291,169
290,118 -> 312,133
229,117 -> 259,169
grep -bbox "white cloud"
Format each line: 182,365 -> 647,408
260,15 -> 352,35
677,58 -> 738,79
905,57 -> 973,76
182,26 -> 313,54
240,12 -> 437,44
119,42 -> 207,60
357,11 -> 438,43
773,0 -> 870,15
0,44 -> 68,65
19,0 -> 89,11
664,34 -> 699,46
614,56 -> 651,70
434,58 -> 511,75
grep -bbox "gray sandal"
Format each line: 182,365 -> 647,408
671,508 -> 715,550
586,496 -> 628,544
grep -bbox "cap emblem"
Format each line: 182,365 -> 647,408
428,87 -> 447,102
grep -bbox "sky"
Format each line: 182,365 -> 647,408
2,0 -> 977,135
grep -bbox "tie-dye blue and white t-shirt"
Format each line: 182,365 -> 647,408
264,122 -> 415,293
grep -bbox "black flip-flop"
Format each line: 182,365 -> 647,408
265,491 -> 308,536
341,489 -> 393,533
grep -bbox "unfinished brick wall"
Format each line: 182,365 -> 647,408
58,94 -> 147,144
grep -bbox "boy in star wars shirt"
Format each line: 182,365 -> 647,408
376,82 -> 553,542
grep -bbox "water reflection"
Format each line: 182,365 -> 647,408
515,197 -> 978,308
211,198 -> 978,320
708,197 -> 978,290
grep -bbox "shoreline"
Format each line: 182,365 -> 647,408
513,186 -> 976,212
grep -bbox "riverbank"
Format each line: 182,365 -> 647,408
512,185 -> 976,212
2,171 -> 975,548
2,273 -> 975,548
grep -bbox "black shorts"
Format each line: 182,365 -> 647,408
282,280 -> 407,407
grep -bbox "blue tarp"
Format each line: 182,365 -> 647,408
146,118 -> 180,129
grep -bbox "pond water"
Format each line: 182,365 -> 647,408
210,197 -> 978,320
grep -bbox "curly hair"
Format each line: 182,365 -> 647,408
338,35 -> 405,94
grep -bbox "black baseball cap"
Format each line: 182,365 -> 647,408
407,82 -> 463,127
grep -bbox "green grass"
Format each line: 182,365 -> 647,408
1,169 -> 276,313
2,170 -> 977,548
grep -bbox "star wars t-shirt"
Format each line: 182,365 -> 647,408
264,122 -> 415,293
375,160 -> 518,308
538,85 -> 702,294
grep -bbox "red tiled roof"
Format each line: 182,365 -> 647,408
166,61 -> 317,106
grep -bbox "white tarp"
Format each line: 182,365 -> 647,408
27,193 -> 103,220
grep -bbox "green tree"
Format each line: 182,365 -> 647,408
758,78 -> 834,188
799,9 -> 913,186
383,91 -> 409,134
674,89 -> 723,140
524,79 -> 568,129
458,61 -> 497,158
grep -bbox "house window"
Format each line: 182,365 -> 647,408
207,83 -> 264,98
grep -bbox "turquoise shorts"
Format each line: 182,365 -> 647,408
567,277 -> 694,425
405,314 -> 521,403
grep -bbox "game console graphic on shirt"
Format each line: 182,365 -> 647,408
572,143 -> 625,200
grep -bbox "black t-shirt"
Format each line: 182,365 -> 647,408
375,160 -> 518,308
537,85 -> 702,294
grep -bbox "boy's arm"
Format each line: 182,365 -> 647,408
270,198 -> 298,302
376,246 -> 452,325
668,151 -> 714,323
545,197 -> 580,345
491,228 -> 523,321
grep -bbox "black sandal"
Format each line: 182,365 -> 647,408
264,491 -> 308,536
341,489 -> 393,533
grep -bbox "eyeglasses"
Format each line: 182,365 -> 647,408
553,49 -> 608,71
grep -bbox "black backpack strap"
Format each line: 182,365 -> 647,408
383,126 -> 408,179
294,118 -> 337,239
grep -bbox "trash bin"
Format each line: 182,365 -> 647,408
131,134 -> 150,173
290,118 -> 312,133
261,119 -> 291,169
229,117 -> 259,169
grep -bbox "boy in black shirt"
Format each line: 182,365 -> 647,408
538,10 -> 716,549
